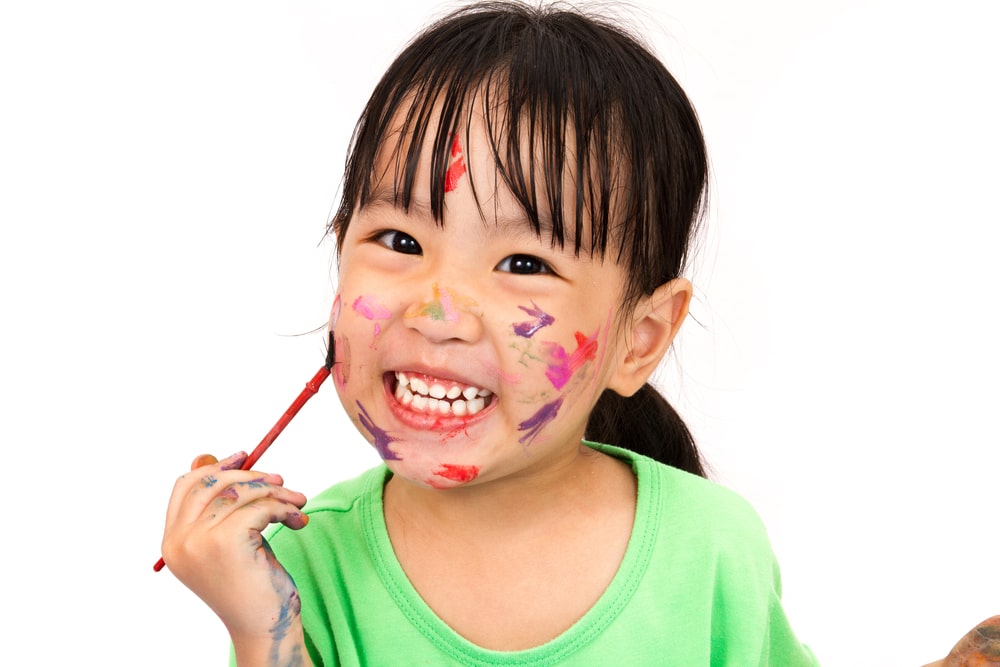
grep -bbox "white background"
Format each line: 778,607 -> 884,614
2,1 -> 997,664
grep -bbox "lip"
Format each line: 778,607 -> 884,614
382,370 -> 497,431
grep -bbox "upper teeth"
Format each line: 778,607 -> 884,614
394,371 -> 492,416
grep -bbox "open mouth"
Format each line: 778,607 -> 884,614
390,371 -> 494,417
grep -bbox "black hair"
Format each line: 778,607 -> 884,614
330,1 -> 708,477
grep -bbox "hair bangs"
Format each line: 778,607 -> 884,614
331,2 -> 707,303
333,5 -> 640,259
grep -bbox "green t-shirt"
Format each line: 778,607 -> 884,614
237,443 -> 817,666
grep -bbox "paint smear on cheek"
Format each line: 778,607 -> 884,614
356,401 -> 401,461
518,396 -> 563,446
543,330 -> 599,389
334,335 -> 351,388
443,134 -> 467,192
353,295 -> 392,347
512,300 -> 555,338
353,295 -> 392,320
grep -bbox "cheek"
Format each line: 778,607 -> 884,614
333,333 -> 351,389
328,293 -> 342,330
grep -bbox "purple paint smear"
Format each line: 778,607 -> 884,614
518,397 -> 563,446
356,401 -> 401,460
512,300 -> 555,338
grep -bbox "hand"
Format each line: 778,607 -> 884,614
160,452 -> 310,646
922,615 -> 1000,666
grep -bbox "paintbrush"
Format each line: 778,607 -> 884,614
153,333 -> 336,573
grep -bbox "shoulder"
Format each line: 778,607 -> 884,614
588,441 -> 773,557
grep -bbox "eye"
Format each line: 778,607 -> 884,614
495,254 -> 551,275
374,230 -> 422,255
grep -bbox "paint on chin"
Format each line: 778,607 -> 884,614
356,400 -> 401,460
543,330 -> 599,390
426,463 -> 480,488
518,396 -> 563,447
513,300 -> 555,338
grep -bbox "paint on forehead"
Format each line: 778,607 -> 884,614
404,283 -> 478,322
443,133 -> 467,193
352,294 -> 392,320
518,396 -> 563,447
543,330 -> 599,390
512,300 -> 555,338
356,401 -> 401,461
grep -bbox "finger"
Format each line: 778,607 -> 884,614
945,615 -> 1000,665
218,496 -> 311,539
189,473 -> 308,528
164,452 -> 250,528
190,453 -> 219,470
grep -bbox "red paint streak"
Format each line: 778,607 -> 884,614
441,425 -> 471,442
443,134 -> 467,192
432,463 -> 480,483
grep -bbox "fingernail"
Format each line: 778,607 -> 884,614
190,454 -> 219,469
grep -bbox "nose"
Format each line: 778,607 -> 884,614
403,282 -> 484,344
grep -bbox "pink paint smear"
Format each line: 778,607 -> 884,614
544,330 -> 599,390
353,295 -> 392,320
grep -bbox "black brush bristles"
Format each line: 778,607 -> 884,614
325,330 -> 336,371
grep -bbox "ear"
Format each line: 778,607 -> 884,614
606,278 -> 692,397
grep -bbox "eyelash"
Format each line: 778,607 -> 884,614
372,230 -> 553,276
495,254 -> 552,275
373,229 -> 421,255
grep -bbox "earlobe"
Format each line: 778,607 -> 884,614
606,278 -> 692,397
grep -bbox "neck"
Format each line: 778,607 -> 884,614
383,443 -> 633,540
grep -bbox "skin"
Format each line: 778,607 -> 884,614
331,130 -> 685,492
160,452 -> 313,666
160,105 -> 692,660
924,616 -> 1000,667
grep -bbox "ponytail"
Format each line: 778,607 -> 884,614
586,384 -> 706,478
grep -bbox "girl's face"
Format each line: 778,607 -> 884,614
331,116 -> 637,490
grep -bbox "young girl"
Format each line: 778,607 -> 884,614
161,2 -> 820,664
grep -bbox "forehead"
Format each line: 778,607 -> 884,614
360,92 -> 611,254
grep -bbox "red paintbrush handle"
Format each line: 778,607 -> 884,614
242,366 -> 330,469
153,366 -> 331,573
